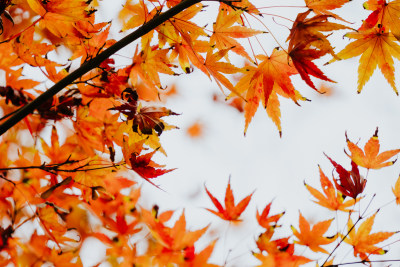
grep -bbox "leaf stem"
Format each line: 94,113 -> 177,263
321,216 -> 362,266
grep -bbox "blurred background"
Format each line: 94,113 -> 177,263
7,0 -> 400,266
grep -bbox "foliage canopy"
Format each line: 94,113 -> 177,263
1,0 -> 400,266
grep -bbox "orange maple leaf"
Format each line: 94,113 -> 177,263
204,178 -> 253,221
128,43 -> 176,90
332,27 -> 400,94
142,209 -> 208,252
305,166 -> 359,212
70,23 -> 115,63
27,0 -> 92,38
291,212 -> 336,253
204,48 -> 242,96
186,121 -> 204,138
255,229 -> 311,267
392,175 -> 400,205
210,10 -> 262,61
235,48 -> 307,134
12,27 -> 59,68
343,213 -> 395,261
119,0 -> 157,32
41,126 -> 78,164
256,202 -> 285,229
345,128 -> 400,169
305,0 -> 351,21
287,10 -> 350,54
188,240 -> 219,267
253,252 -> 311,267
157,3 -> 206,48
169,38 -> 209,74
361,0 -> 400,40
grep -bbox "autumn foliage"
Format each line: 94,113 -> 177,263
1,0 -> 400,266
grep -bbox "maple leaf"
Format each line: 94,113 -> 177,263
291,212 -> 336,253
157,3 -> 206,48
133,105 -> 179,136
253,252 -> 311,267
27,0 -> 92,38
305,166 -> 359,211
128,43 -> 177,90
105,211 -> 141,236
73,106 -> 109,155
210,10 -> 262,61
332,27 -> 400,94
40,126 -> 72,164
186,121 -> 204,139
12,27 -> 59,68
141,208 -> 208,263
204,178 -> 253,221
305,0 -> 350,21
256,202 -> 285,229
235,48 -> 307,134
345,128 -> 400,169
3,68 -> 40,94
19,231 -> 83,266
70,23 -> 115,63
325,154 -> 367,199
361,0 -> 400,40
169,39 -> 209,74
287,10 -> 350,54
0,42 -> 22,71
289,41 -> 335,91
111,101 -> 178,136
129,150 -> 175,186
255,229 -> 311,267
252,50 -> 300,105
203,48 -> 242,96
187,240 -> 219,267
119,0 -> 157,32
393,175 -> 400,205
343,213 -> 395,261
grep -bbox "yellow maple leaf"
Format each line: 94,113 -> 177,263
392,175 -> 400,205
345,128 -> 400,169
343,213 -> 395,261
27,0 -> 91,38
210,9 -> 262,61
333,27 -> 400,94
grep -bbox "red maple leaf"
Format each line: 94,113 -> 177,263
325,154 -> 367,199
204,178 -> 253,221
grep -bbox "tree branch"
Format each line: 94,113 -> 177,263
325,259 -> 400,266
0,0 -> 201,136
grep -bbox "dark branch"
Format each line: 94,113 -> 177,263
325,259 -> 400,266
0,160 -> 123,173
